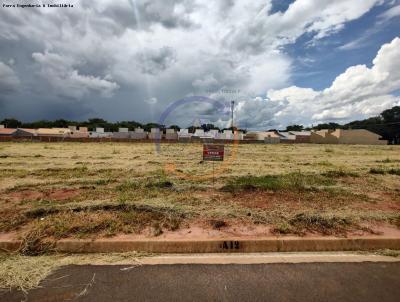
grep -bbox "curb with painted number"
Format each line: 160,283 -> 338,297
1,237 -> 399,254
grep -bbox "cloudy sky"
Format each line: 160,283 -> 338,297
0,0 -> 399,129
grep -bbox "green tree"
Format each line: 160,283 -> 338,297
0,118 -> 22,128
201,124 -> 220,132
143,123 -> 165,132
313,122 -> 341,130
168,125 -> 181,131
381,106 -> 400,122
286,124 -> 304,131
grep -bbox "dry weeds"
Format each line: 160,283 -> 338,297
0,142 -> 399,245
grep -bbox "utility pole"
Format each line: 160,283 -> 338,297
231,100 -> 235,129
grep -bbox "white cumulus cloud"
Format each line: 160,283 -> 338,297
236,37 -> 400,129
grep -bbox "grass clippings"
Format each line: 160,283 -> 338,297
0,251 -> 151,293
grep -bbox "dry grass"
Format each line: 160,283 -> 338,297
0,142 -> 399,247
0,142 -> 398,177
220,172 -> 335,192
0,252 -> 151,292
369,167 -> 400,175
272,213 -> 359,236
374,249 -> 400,257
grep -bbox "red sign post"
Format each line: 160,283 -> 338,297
203,144 -> 224,186
203,144 -> 224,161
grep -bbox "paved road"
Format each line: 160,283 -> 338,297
2,262 -> 400,302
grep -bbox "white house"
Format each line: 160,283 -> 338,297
148,128 -> 162,140
113,128 -> 130,139
89,127 -> 112,138
222,130 -> 234,140
131,128 -> 147,139
277,131 -> 296,141
178,128 -> 192,140
165,129 -> 178,140
193,129 -> 205,137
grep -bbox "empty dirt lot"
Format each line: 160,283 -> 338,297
0,142 -> 399,254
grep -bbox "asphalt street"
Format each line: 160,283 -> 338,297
2,262 -> 400,302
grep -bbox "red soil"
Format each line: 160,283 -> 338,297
6,188 -> 81,202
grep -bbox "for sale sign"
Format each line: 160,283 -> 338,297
203,144 -> 224,161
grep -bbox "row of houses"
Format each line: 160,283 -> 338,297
0,125 -> 244,140
0,124 -> 387,145
244,129 -> 387,145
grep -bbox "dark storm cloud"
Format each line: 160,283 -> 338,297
0,62 -> 19,93
0,93 -> 95,122
137,47 -> 177,75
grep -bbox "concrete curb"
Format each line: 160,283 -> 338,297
1,237 -> 399,253
138,253 -> 400,264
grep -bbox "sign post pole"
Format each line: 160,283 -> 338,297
203,143 -> 224,187
212,160 -> 215,187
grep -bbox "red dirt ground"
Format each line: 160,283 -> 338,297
1,220 -> 399,242
94,222 -> 400,241
6,188 -> 81,202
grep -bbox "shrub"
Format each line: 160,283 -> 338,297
369,168 -> 386,175
369,168 -> 400,175
272,213 -> 354,236
116,180 -> 141,191
388,169 -> 400,176
322,169 -> 359,178
376,158 -> 400,163
221,172 -> 335,192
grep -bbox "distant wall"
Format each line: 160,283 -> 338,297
264,137 -> 280,144
336,130 -> 387,145
310,129 -> 387,145
294,135 -> 311,143
310,132 -> 327,144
